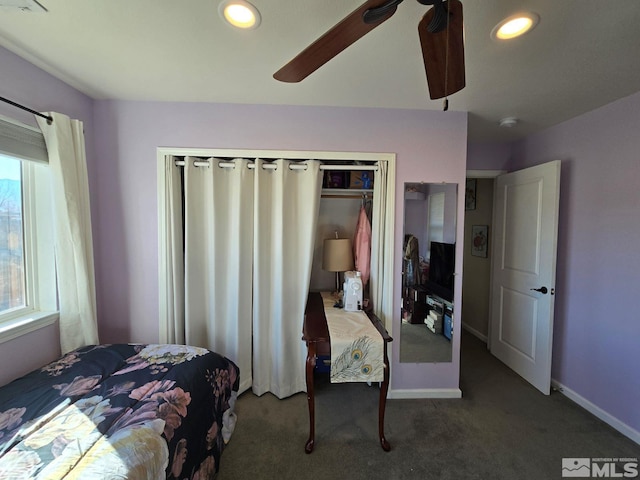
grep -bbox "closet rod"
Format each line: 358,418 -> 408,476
0,96 -> 53,125
321,193 -> 373,199
174,159 -> 378,171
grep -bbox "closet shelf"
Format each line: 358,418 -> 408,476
321,188 -> 373,198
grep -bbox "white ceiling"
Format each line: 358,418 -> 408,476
1,0 -> 640,142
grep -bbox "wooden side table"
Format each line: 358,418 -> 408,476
302,292 -> 392,453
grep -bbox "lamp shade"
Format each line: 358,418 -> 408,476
323,238 -> 354,272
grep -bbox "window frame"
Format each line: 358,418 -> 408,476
0,128 -> 58,344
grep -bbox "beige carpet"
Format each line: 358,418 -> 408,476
217,332 -> 639,480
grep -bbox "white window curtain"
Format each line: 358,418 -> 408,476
36,112 -> 99,353
177,157 -> 321,398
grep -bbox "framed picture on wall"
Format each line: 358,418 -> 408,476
471,225 -> 488,258
465,179 -> 477,210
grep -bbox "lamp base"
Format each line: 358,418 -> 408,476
332,272 -> 344,308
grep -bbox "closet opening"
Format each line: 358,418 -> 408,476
157,147 -> 396,397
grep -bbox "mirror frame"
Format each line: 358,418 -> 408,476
400,182 -> 458,363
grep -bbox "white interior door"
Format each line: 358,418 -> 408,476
489,160 -> 561,394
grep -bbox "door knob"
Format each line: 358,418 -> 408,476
530,286 -> 548,294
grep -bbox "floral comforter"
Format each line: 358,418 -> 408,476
0,344 -> 239,480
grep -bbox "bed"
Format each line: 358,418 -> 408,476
0,343 -> 239,479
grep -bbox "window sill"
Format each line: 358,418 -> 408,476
0,311 -> 59,345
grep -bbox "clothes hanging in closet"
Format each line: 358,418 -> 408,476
404,234 -> 421,288
353,205 -> 372,286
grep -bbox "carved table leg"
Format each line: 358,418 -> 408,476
305,341 -> 316,453
378,342 -> 391,451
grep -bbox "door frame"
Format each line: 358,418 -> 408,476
465,170 -> 506,350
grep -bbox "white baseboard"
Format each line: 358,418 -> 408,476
389,388 -> 462,399
551,379 -> 640,446
462,323 -> 488,343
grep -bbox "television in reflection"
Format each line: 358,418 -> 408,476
427,242 -> 455,302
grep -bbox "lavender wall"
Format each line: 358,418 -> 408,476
0,46 -> 95,385
508,92 -> 640,434
92,100 -> 468,392
466,141 -> 511,170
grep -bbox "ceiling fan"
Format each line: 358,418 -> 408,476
273,0 -> 465,101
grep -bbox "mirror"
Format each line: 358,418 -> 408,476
400,182 -> 457,363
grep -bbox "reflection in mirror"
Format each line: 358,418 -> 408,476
400,182 -> 457,363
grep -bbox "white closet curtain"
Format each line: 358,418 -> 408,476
179,157 -> 321,398
252,158 -> 322,397
36,112 -> 99,353
183,157 -> 254,394
161,157 -> 185,345
370,160 -> 393,325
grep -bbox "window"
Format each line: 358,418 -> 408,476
427,192 -> 445,257
0,120 -> 56,342
0,155 -> 26,314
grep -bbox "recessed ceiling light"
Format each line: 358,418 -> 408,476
219,0 -> 261,30
491,12 -> 539,40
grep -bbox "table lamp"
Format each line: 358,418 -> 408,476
323,237 -> 354,294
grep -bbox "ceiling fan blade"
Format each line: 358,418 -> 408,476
418,0 -> 465,99
273,0 -> 400,83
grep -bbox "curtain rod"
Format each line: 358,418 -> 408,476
174,159 -> 378,171
0,96 -> 53,125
